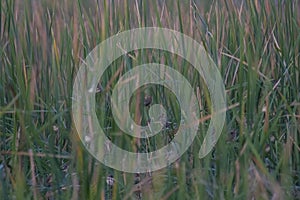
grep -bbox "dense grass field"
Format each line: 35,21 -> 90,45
1,0 -> 300,199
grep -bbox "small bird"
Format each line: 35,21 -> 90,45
144,95 -> 152,107
227,130 -> 239,142
96,83 -> 103,93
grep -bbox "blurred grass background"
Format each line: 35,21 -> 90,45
0,0 -> 300,199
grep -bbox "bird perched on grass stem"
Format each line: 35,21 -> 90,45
144,95 -> 152,107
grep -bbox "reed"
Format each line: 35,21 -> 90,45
0,0 -> 299,199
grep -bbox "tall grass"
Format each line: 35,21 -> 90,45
0,0 -> 299,199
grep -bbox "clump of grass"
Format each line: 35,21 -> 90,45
0,0 -> 299,199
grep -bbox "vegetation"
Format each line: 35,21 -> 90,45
0,0 -> 299,199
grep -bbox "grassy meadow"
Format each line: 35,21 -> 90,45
0,0 -> 300,199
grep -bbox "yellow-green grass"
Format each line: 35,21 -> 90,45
0,0 -> 299,199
